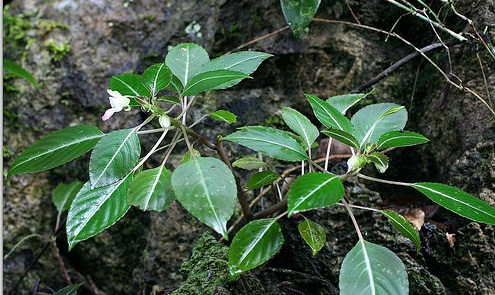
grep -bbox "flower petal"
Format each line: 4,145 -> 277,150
102,108 -> 117,121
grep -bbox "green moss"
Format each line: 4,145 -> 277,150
171,233 -> 232,295
45,40 -> 71,61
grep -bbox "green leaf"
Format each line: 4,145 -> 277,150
157,95 -> 181,105
365,152 -> 389,173
128,166 -> 174,212
377,131 -> 429,150
223,126 -> 308,162
210,110 -> 237,124
411,182 -> 495,224
305,94 -> 353,133
109,74 -> 151,105
52,181 -> 84,214
246,171 -> 279,190
321,129 -> 359,149
164,75 -> 184,94
3,59 -> 37,87
326,89 -> 375,114
380,210 -> 421,252
351,103 -> 407,149
53,283 -> 85,295
182,70 -> 251,96
298,218 -> 326,255
196,51 -> 272,89
67,176 -> 132,250
339,240 -> 409,295
287,172 -> 344,217
281,107 -> 319,151
9,125 -> 104,175
232,156 -> 267,170
171,157 -> 237,239
165,43 -> 209,86
141,63 -> 172,96
229,218 -> 284,276
280,0 -> 321,38
89,129 -> 141,189
180,149 -> 202,164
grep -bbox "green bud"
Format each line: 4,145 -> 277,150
159,115 -> 171,128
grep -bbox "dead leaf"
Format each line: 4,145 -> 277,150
446,233 -> 456,248
404,208 -> 425,231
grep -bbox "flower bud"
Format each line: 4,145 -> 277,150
159,115 -> 171,128
347,155 -> 366,172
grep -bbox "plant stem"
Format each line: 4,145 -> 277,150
357,173 -> 411,186
253,198 -> 288,219
340,198 -> 365,242
130,129 -> 169,174
385,0 -> 466,41
216,136 -> 253,220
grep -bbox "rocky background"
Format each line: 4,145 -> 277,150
3,0 -> 494,294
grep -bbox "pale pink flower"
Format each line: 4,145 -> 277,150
102,89 -> 131,121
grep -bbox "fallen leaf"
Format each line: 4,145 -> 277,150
404,208 -> 425,231
446,233 -> 456,248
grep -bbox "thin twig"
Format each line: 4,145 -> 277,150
351,42 -> 447,93
385,0 -> 466,41
53,243 -> 72,285
313,18 -> 495,115
225,26 -> 290,54
344,0 -> 361,24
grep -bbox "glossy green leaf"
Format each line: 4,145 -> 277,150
287,172 -> 344,216
340,240 -> 409,295
180,149 -> 201,164
9,125 -> 104,175
326,89 -> 375,114
3,59 -> 37,87
52,181 -> 84,214
53,282 -> 85,295
282,107 -> 319,151
246,171 -> 279,190
196,51 -> 272,89
280,0 -> 321,38
351,103 -> 407,149
142,63 -> 172,96
128,166 -> 174,212
67,176 -> 132,250
232,156 -> 267,170
229,218 -> 284,276
377,131 -> 429,150
365,152 -> 389,173
210,110 -> 237,124
411,182 -> 495,224
109,74 -> 150,105
305,94 -> 353,133
157,95 -> 181,105
224,126 -> 308,162
171,157 -> 237,239
298,218 -> 326,255
165,43 -> 209,86
380,210 -> 420,252
182,70 -> 250,96
321,129 -> 359,149
89,129 -> 141,189
164,75 -> 184,94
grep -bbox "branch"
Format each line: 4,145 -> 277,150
216,137 -> 253,220
352,41 -> 458,93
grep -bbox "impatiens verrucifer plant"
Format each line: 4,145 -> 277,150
9,42 -> 495,294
